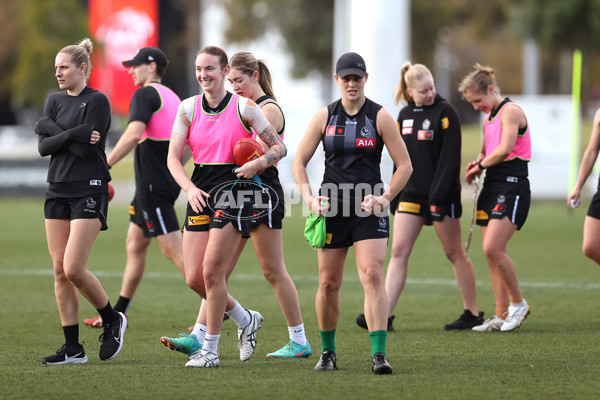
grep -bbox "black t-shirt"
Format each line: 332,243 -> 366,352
37,86 -> 111,197
395,94 -> 462,204
321,97 -> 385,209
128,84 -> 180,193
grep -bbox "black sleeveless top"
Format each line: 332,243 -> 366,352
320,97 -> 385,209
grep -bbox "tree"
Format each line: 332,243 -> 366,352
2,0 -> 88,111
222,0 -> 334,79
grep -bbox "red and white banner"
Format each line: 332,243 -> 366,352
89,0 -> 158,115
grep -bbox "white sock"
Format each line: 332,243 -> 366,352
511,299 -> 527,308
203,333 -> 220,355
288,323 -> 307,346
191,323 -> 207,345
226,301 -> 251,328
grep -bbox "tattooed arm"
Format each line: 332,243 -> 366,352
236,99 -> 287,178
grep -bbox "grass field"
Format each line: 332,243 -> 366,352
1,197 -> 600,399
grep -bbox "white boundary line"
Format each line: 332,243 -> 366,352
2,269 -> 600,290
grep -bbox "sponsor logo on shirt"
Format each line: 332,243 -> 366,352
417,130 -> 434,140
188,215 -> 210,225
90,180 -> 101,186
402,119 -> 414,127
129,205 -> 135,215
507,176 -> 518,183
326,126 -> 345,136
356,138 -> 375,148
402,127 -> 413,135
441,117 -> 449,129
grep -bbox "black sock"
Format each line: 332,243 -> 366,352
63,324 -> 80,345
113,296 -> 131,314
97,301 -> 119,325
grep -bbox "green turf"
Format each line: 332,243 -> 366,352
1,195 -> 600,399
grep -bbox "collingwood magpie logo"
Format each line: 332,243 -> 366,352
422,119 -> 431,129
379,217 -> 387,228
360,127 -> 370,137
86,197 -> 96,209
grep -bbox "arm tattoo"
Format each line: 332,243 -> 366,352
258,125 -> 287,166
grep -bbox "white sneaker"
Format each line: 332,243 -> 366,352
185,349 -> 219,368
472,315 -> 505,331
501,299 -> 530,331
238,309 -> 263,361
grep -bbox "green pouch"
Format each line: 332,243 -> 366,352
304,211 -> 327,249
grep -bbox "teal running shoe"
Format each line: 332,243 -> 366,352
160,333 -> 202,356
266,340 -> 312,358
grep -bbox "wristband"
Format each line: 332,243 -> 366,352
477,160 -> 486,170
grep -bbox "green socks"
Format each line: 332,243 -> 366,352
369,330 -> 387,356
319,329 -> 336,352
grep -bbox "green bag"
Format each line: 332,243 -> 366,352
304,211 -> 326,249
304,200 -> 328,249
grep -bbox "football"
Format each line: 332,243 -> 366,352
108,183 -> 114,201
233,137 -> 264,167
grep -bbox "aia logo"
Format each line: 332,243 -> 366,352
356,138 -> 375,148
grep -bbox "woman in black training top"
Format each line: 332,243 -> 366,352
36,38 -> 127,364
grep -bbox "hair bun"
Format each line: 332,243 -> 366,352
78,38 -> 93,54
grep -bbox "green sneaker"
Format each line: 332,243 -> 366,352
266,340 -> 312,358
160,333 -> 202,356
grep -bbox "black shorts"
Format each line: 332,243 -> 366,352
243,167 -> 285,238
476,179 -> 530,230
130,191 -> 181,238
323,212 -> 389,249
587,190 -> 600,219
44,192 -> 109,231
395,199 -> 462,226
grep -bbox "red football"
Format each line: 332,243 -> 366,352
108,183 -> 114,201
233,138 -> 264,166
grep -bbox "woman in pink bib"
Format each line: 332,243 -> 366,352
165,46 -> 286,368
459,63 -> 531,333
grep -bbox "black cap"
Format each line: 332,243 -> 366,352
122,47 -> 168,68
335,52 -> 366,78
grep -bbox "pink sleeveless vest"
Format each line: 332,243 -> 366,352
140,83 -> 181,142
188,93 -> 252,164
484,102 -> 531,161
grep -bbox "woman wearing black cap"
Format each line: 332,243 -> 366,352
292,52 -> 412,374
35,38 -> 126,364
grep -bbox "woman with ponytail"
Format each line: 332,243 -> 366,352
356,62 -> 483,332
459,63 -> 531,332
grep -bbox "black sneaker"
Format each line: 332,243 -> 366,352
314,350 -> 337,371
41,343 -> 87,365
356,314 -> 395,332
99,312 -> 127,360
371,352 -> 393,374
444,309 -> 484,330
